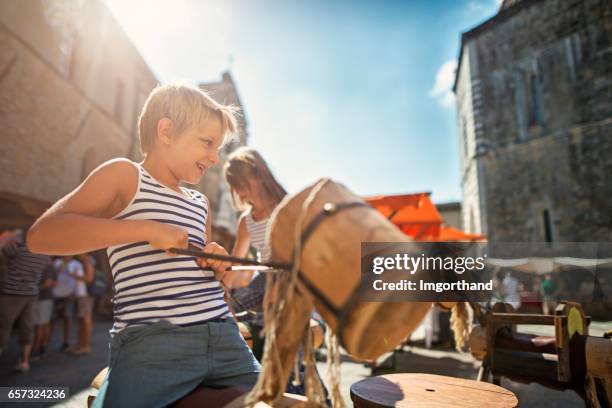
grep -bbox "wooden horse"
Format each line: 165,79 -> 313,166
248,179 -> 471,405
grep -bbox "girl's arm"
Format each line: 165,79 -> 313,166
229,214 -> 254,288
27,159 -> 188,255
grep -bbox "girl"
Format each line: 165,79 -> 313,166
223,147 -> 328,400
223,147 -> 288,359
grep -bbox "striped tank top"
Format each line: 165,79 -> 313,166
106,163 -> 229,334
244,208 -> 268,258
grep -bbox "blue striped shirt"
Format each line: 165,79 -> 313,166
1,243 -> 51,296
106,163 -> 229,334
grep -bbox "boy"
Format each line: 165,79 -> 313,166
27,84 -> 261,407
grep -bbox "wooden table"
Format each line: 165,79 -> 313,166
350,373 -> 518,408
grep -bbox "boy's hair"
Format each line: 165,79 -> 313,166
138,84 -> 239,155
224,147 -> 287,211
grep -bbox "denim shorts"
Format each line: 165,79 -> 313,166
92,319 -> 261,408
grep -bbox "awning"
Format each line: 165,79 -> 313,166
364,193 -> 485,242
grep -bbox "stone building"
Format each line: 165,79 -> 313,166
198,71 -> 249,248
436,201 -> 462,230
453,0 -> 612,242
0,0 -> 158,228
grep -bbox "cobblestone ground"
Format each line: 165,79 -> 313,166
0,320 -> 112,408
1,320 -> 609,407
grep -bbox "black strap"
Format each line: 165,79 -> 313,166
170,200 -> 375,350
296,201 -> 373,349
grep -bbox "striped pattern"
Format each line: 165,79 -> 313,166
106,164 -> 229,334
1,243 -> 50,296
231,209 -> 270,325
244,208 -> 269,261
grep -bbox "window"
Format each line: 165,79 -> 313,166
541,209 -> 553,243
462,119 -> 468,157
527,73 -> 544,127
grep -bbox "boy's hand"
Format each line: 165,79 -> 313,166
196,242 -> 231,283
146,221 -> 189,253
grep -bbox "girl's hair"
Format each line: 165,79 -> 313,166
223,147 -> 286,210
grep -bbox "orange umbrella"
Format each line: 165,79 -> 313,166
364,193 -> 485,242
436,226 -> 485,242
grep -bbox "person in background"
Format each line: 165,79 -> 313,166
30,261 -> 57,360
500,270 -> 521,310
223,147 -> 288,360
540,273 -> 558,315
51,256 -> 79,351
0,229 -> 51,372
68,254 -> 94,355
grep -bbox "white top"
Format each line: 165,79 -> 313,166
73,261 -> 87,297
501,275 -> 521,307
244,207 -> 270,261
52,259 -> 80,298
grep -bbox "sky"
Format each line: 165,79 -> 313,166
104,0 -> 501,203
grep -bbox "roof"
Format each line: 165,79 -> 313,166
199,71 -> 248,145
200,71 -> 243,108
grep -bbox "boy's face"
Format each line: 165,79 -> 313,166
163,115 -> 224,185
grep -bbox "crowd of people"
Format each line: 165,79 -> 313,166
493,268 -> 568,315
0,229 -> 100,372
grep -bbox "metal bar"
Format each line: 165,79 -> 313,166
168,247 -> 291,270
229,265 -> 275,272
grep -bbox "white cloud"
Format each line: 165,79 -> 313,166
430,60 -> 457,108
465,0 -> 501,18
466,1 -> 487,13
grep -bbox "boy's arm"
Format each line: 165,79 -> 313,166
194,196 -> 231,281
27,159 -> 188,255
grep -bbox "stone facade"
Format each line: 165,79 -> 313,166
198,72 -> 248,248
454,0 -> 612,242
0,0 -> 158,227
436,202 -> 462,230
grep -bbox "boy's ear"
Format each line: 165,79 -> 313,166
157,118 -> 174,145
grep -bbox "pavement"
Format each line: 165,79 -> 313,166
0,320 -> 111,408
0,319 -> 609,407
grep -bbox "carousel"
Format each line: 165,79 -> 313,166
88,179 -> 611,407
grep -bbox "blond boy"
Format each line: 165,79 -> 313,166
27,85 -> 260,407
